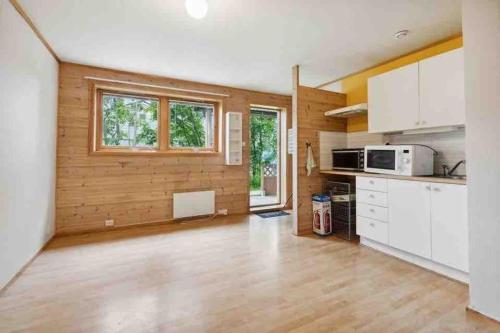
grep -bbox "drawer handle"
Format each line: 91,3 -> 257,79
369,180 -> 374,184
369,223 -> 375,227
370,208 -> 375,213
369,194 -> 375,199
433,188 -> 441,192
425,186 -> 431,191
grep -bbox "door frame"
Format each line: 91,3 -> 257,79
248,105 -> 286,209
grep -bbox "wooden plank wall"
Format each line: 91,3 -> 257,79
293,84 -> 347,235
57,63 -> 292,234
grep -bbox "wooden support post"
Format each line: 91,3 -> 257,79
292,65 -> 300,235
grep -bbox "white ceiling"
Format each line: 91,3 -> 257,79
18,0 -> 462,95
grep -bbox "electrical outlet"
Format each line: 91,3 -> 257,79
217,209 -> 228,216
105,219 -> 114,227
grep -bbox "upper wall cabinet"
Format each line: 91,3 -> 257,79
368,48 -> 465,133
419,48 -> 465,129
368,63 -> 420,133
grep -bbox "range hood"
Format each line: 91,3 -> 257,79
324,103 -> 368,118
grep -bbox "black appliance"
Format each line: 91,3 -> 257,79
332,148 -> 364,171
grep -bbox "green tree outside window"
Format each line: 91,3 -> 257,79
102,94 -> 158,147
169,101 -> 214,148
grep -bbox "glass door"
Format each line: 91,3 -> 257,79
249,107 -> 280,208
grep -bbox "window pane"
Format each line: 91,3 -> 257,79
102,93 -> 158,148
169,100 -> 214,148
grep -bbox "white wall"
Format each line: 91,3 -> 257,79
0,0 -> 58,289
463,0 -> 500,321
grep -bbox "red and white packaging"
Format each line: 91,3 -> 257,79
312,196 -> 332,236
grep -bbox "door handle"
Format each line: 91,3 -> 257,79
415,121 -> 420,125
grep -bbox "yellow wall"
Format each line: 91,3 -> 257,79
339,36 -> 463,132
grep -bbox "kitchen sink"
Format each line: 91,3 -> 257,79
444,175 -> 466,180
426,175 -> 467,180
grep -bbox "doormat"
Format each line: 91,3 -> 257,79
255,211 -> 290,219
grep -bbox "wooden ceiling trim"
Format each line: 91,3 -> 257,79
9,0 -> 60,62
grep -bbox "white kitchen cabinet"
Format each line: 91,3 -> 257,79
356,176 -> 389,243
431,183 -> 469,272
357,189 -> 388,207
419,48 -> 465,128
356,176 -> 387,193
387,179 -> 432,259
367,48 -> 465,133
358,176 -> 469,282
368,63 -> 420,133
357,203 -> 388,222
357,216 -> 388,244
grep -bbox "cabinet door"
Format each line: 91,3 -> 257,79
431,184 -> 468,272
388,180 -> 431,258
225,112 -> 242,165
368,63 -> 419,133
419,48 -> 465,128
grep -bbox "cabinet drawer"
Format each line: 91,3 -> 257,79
356,177 -> 387,193
357,190 -> 388,207
357,203 -> 388,222
357,216 -> 388,244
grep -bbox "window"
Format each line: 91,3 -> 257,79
169,100 -> 214,149
102,93 -> 159,148
92,87 -> 219,155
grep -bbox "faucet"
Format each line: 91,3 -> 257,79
448,160 -> 466,176
442,164 -> 450,177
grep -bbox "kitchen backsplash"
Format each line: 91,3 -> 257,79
319,131 -> 347,170
346,131 -> 385,148
345,129 -> 466,175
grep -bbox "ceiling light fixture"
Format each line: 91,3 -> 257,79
394,30 -> 410,40
185,0 -> 208,19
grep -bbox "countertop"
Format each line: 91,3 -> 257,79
320,170 -> 467,185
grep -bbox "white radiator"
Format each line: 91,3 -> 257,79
173,191 -> 215,219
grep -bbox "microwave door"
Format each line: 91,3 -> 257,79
333,151 -> 360,170
366,150 -> 397,174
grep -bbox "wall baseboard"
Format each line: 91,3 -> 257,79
466,305 -> 500,324
0,235 -> 54,295
54,213 -> 237,237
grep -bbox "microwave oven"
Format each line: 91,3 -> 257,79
364,145 -> 434,176
332,148 -> 364,171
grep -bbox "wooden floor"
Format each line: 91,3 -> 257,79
1,214 -> 499,333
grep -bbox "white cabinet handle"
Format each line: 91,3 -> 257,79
421,120 -> 427,125
370,208 -> 375,213
369,223 -> 375,227
433,188 -> 441,192
425,186 -> 431,191
369,194 -> 375,199
415,121 -> 420,125
369,180 -> 374,184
